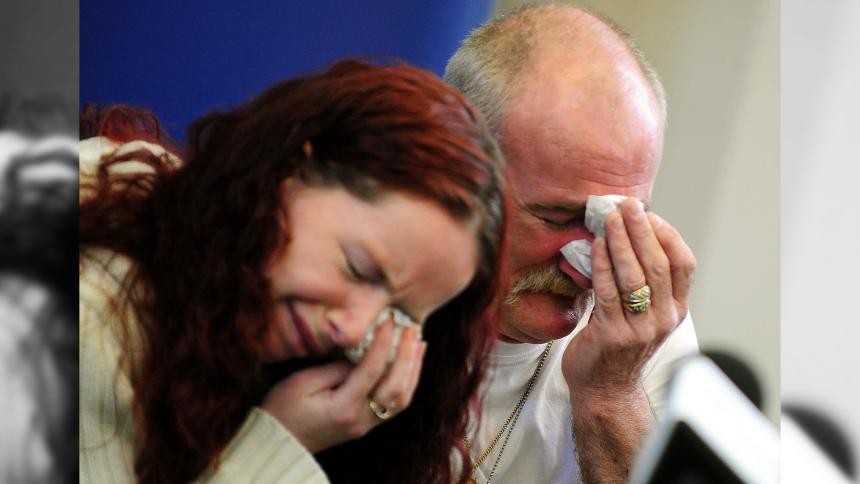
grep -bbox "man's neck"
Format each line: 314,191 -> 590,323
495,325 -> 555,345
497,331 -> 523,343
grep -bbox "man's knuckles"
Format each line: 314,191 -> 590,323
618,272 -> 647,293
643,253 -> 671,281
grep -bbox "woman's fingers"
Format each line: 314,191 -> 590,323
407,341 -> 427,397
334,321 -> 394,405
372,325 -> 423,412
292,360 -> 353,394
261,321 -> 428,453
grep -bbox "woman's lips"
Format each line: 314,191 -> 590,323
286,301 -> 325,355
279,311 -> 309,358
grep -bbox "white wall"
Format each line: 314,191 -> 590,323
782,0 -> 860,470
493,0 -> 781,422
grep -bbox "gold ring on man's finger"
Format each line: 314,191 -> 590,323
622,284 -> 652,314
369,399 -> 393,421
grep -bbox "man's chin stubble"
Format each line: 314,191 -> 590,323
500,290 -> 594,342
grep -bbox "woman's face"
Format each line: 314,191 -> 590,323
262,178 -> 480,361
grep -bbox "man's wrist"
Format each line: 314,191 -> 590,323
569,385 -> 654,483
571,384 -> 652,420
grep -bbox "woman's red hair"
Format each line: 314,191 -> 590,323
80,60 -> 508,484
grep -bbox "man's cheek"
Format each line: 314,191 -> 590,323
539,229 -> 588,258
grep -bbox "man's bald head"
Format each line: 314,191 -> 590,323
445,4 -> 666,136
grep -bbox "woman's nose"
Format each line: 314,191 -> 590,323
325,294 -> 389,348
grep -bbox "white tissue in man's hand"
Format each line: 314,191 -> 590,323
343,307 -> 420,364
560,240 -> 593,279
584,194 -> 631,237
560,195 -> 643,280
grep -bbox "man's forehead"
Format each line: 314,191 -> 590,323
500,85 -> 661,206
506,138 -> 654,188
499,43 -> 664,185
505,156 -> 656,222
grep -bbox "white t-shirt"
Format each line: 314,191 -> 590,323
466,307 -> 699,483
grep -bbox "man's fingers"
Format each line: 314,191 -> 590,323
620,200 -> 672,305
591,235 -> 624,323
605,210 -> 648,295
647,212 -> 696,309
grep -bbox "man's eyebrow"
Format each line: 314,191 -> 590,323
526,199 -> 652,214
526,202 -> 586,216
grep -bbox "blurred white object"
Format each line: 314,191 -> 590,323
0,276 -> 55,483
559,239 -> 592,279
0,131 -> 30,177
16,134 -> 78,183
584,194 -> 629,237
782,416 -> 852,484
782,0 -> 860,473
629,356 -> 779,484
343,307 -> 421,364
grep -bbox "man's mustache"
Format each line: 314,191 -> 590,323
506,266 -> 582,305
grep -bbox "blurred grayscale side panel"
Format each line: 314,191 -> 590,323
782,0 -> 860,476
1,1 -> 79,483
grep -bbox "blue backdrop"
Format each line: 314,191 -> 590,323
81,0 -> 493,139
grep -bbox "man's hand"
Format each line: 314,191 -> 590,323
262,322 -> 426,453
561,198 -> 696,482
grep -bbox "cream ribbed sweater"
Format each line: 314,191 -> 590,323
79,137 -> 329,483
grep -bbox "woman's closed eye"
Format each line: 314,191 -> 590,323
343,248 -> 423,324
344,246 -> 385,285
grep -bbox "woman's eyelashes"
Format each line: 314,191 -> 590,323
343,246 -> 384,285
343,248 -> 421,324
345,256 -> 371,283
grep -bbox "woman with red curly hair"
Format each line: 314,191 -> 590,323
79,60 -> 507,484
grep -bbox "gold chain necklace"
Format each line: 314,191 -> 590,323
464,341 -> 553,484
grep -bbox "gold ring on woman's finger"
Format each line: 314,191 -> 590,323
622,284 -> 652,314
369,399 -> 393,421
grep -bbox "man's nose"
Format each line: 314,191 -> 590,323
557,237 -> 594,289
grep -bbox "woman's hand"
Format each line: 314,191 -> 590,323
262,321 -> 427,453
